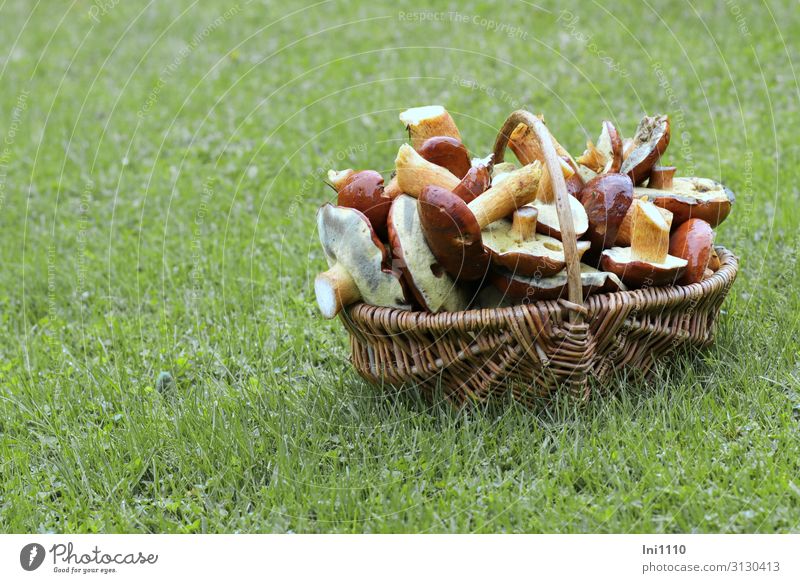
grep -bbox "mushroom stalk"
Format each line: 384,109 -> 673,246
511,207 -> 538,242
648,166 -> 676,189
395,144 -> 460,197
399,105 -> 461,149
314,263 -> 361,319
630,199 -> 671,263
467,161 -> 542,228
507,121 -> 573,164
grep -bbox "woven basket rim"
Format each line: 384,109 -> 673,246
346,245 -> 738,328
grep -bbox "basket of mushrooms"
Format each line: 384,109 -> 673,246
314,106 -> 738,405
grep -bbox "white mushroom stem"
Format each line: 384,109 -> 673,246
630,199 -> 671,263
399,105 -> 461,149
314,263 -> 360,319
467,161 -> 542,229
511,207 -> 538,242
395,144 -> 460,197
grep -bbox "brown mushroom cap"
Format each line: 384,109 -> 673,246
635,177 -> 734,228
579,173 -> 634,263
620,114 -> 670,185
418,136 -> 471,179
669,218 -> 715,285
418,163 -> 542,281
417,186 -> 490,281
453,161 -> 491,203
489,264 -> 626,302
331,169 -> 391,239
387,195 -> 469,312
481,212 -> 590,277
315,204 -> 410,318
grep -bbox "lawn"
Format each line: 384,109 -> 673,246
0,0 -> 798,533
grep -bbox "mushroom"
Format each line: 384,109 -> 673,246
417,162 -> 543,281
399,105 -> 461,149
314,204 -> 411,318
386,194 -> 470,312
708,247 -> 721,272
668,218 -> 715,285
577,120 -> 623,174
615,197 -> 673,246
328,169 -> 391,239
635,176 -> 735,228
489,263 -> 626,303
619,114 -> 670,185
481,206 -> 590,277
525,156 -> 589,240
600,198 -> 687,287
452,159 -> 492,203
503,118 -> 585,197
578,172 -> 633,264
647,165 -> 677,189
489,162 -> 518,190
395,143 -> 461,196
497,121 -> 589,240
417,136 -> 471,178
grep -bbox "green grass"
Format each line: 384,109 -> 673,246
1,0 -> 799,533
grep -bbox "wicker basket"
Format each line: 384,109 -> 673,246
337,111 -> 739,405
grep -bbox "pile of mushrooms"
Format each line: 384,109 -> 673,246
313,106 -> 735,317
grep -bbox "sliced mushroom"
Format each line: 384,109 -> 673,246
619,114 -> 670,185
328,169 -> 391,239
315,204 -> 410,318
615,197 -> 673,246
635,176 -> 734,228
578,172 -> 633,264
399,105 -> 461,149
481,207 -> 590,277
577,120 -> 623,174
387,195 -> 470,312
417,136 -> 471,178
489,263 -> 626,302
395,143 -> 461,197
600,198 -> 687,287
418,162 -> 543,281
669,218 -> 715,285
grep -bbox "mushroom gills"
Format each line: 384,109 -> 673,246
315,204 -> 410,318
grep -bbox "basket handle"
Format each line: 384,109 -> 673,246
492,110 -> 584,321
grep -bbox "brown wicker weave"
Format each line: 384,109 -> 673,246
336,111 -> 739,405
